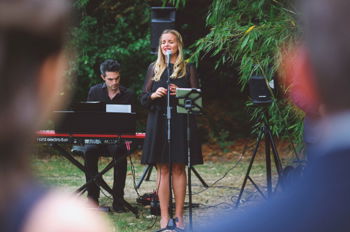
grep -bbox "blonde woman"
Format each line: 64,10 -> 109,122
140,29 -> 203,230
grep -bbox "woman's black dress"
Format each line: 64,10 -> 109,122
140,63 -> 203,165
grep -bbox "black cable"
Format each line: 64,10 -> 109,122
97,156 -> 116,201
190,183 -> 240,190
128,139 -> 252,227
129,155 -> 141,197
100,188 -> 113,201
128,156 -> 160,231
138,180 -> 242,190
181,141 -> 257,213
132,209 -> 159,231
191,141 -> 249,195
185,187 -> 257,213
196,202 -> 234,211
230,188 -> 260,205
129,155 -> 162,229
99,151 -> 136,204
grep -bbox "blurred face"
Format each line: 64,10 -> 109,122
160,33 -> 179,57
280,45 -> 320,113
38,53 -> 70,127
101,71 -> 120,91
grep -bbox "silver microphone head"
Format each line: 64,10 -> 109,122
166,50 -> 172,56
165,50 -> 172,65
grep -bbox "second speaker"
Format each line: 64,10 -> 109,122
151,7 -> 176,54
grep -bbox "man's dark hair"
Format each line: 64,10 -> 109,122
100,59 -> 121,76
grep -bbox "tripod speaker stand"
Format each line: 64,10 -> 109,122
235,109 -> 283,208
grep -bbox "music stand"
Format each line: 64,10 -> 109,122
176,88 -> 203,232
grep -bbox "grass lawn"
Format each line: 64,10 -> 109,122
32,142 -> 298,232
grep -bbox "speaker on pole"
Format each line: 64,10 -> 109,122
249,76 -> 274,104
151,7 -> 176,54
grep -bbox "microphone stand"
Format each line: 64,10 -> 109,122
157,52 -> 182,232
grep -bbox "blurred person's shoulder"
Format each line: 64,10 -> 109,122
22,189 -> 113,232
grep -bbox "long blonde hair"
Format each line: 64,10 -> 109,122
153,29 -> 186,81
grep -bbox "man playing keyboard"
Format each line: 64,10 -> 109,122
84,59 -> 135,212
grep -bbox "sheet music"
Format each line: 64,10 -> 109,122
106,104 -> 131,113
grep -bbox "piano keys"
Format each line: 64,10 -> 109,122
36,130 -> 145,146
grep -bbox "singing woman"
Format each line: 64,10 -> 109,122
140,29 -> 203,230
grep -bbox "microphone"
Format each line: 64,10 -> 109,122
165,50 -> 172,66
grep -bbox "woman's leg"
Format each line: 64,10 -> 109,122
172,163 -> 186,228
157,164 -> 170,228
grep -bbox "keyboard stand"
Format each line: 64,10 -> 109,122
50,143 -> 139,217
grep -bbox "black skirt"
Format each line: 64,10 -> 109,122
141,107 -> 203,165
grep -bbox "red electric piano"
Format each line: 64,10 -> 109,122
36,102 -> 145,216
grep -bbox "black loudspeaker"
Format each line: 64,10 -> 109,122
151,7 -> 176,54
249,76 -> 273,104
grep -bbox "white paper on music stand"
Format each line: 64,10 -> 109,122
106,104 -> 131,113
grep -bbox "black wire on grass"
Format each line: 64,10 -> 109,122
190,141 -> 250,196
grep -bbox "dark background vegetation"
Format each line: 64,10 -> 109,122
60,0 -> 303,146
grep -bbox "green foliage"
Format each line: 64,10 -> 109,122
209,129 -> 234,153
192,0 -> 296,81
69,0 -> 154,101
189,0 -> 303,142
66,0 -> 304,144
162,0 -> 186,8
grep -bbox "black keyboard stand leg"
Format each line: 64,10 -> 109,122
77,154 -> 139,217
97,177 -> 139,217
99,157 -> 139,217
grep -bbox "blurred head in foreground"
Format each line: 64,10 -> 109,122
0,0 -> 70,173
283,0 -> 350,115
0,0 -> 112,231
302,0 -> 350,113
